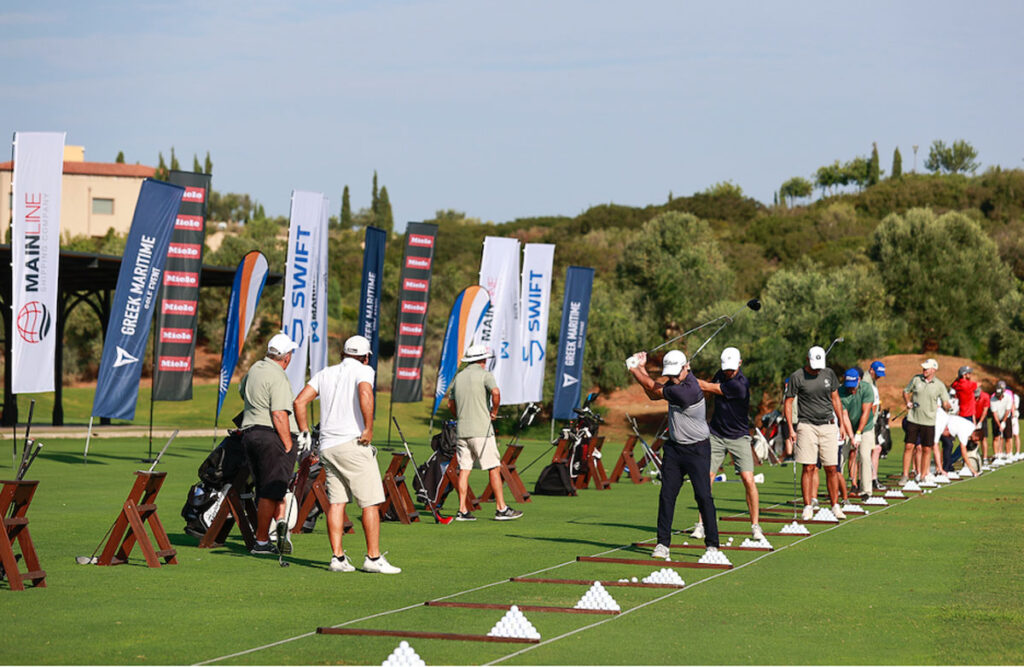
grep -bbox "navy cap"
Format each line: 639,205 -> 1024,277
844,368 -> 861,388
870,360 -> 886,377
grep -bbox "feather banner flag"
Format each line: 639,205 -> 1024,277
431,285 -> 492,415
216,250 -> 270,421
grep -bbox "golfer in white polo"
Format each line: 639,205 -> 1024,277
294,335 -> 400,574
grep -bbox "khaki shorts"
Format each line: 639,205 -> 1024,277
320,440 -> 385,508
709,434 -> 754,474
795,422 -> 839,467
456,434 -> 501,471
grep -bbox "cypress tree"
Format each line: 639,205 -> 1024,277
204,151 -> 213,175
868,142 -> 880,186
170,147 -> 180,171
341,185 -> 352,228
193,154 -> 202,173
371,170 -> 379,214
115,151 -> 125,164
156,152 -> 168,180
891,147 -> 903,178
377,186 -> 393,233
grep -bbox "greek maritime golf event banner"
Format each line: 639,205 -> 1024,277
358,226 -> 387,375
392,222 -> 438,403
552,266 -> 594,420
92,179 -> 185,420
11,131 -> 65,395
152,170 -> 211,401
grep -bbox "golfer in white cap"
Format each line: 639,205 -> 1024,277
627,349 -> 720,559
293,335 -> 400,573
239,332 -> 302,555
900,358 -> 950,485
784,345 -> 853,521
447,344 -> 523,521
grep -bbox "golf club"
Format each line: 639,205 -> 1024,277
16,441 -> 43,481
649,298 -> 761,354
625,413 -> 662,477
392,417 -> 454,525
825,336 -> 845,356
146,430 -> 178,473
76,520 -> 116,565
18,400 -> 36,474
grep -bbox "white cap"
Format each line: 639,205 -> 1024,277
461,344 -> 493,363
662,350 -> 687,376
808,346 -> 826,370
921,358 -> 939,370
267,333 -> 298,356
344,334 -> 372,356
721,347 -> 741,371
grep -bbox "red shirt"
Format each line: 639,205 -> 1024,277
975,392 -> 991,420
951,377 -> 977,418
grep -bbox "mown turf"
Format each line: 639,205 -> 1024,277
2,426 -> 1022,665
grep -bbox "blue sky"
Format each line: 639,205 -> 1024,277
3,1 -> 1022,229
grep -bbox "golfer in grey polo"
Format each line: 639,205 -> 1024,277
448,344 -> 523,522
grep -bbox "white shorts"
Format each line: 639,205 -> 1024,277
456,434 -> 501,471
320,440 -> 386,508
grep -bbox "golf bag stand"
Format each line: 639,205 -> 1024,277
378,453 -> 420,524
0,480 -> 46,590
97,471 -> 177,568
610,435 -> 651,484
291,466 -> 353,535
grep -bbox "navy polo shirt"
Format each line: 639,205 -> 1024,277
709,369 -> 750,439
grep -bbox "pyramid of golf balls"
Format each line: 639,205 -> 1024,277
698,548 -> 732,566
840,501 -> 862,514
902,479 -> 922,492
812,507 -> 838,522
982,464 -> 993,471
946,471 -> 961,480
642,568 -> 685,586
919,475 -> 938,488
574,582 -> 620,611
487,605 -> 540,639
739,537 -> 773,549
864,495 -> 888,505
884,489 -> 905,499
934,473 -> 951,484
780,520 -> 811,534
381,641 -> 425,667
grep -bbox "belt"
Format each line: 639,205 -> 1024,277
801,418 -> 836,426
242,425 -> 299,437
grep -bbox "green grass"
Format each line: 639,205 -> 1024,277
2,419 -> 1023,665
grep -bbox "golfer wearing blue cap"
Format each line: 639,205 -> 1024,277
839,368 -> 876,498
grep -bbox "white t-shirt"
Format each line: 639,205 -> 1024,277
990,392 -> 1014,422
307,358 -> 375,450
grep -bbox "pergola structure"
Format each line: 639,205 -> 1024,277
0,245 -> 282,426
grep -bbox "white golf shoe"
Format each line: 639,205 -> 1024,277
691,522 -> 706,540
831,503 -> 846,520
329,554 -> 356,572
752,524 -> 765,541
802,505 -> 814,521
363,553 -> 401,574
652,543 -> 671,560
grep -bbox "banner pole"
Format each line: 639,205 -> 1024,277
84,416 -> 94,464
146,328 -> 156,462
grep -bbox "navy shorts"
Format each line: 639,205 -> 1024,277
242,426 -> 297,501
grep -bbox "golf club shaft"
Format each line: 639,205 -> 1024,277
16,442 -> 42,481
626,414 -> 661,473
825,337 -> 844,356
147,430 -> 179,473
649,316 -> 729,354
392,417 -> 447,522
20,400 -> 36,472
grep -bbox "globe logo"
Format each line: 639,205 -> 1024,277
17,301 -> 51,344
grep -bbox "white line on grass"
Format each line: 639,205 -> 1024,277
193,462 -> 996,665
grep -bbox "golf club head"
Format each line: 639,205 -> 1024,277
438,515 -> 455,525
746,298 -> 762,311
75,556 -> 97,565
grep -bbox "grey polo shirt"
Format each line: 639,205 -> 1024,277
240,358 -> 298,433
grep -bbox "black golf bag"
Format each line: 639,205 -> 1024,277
412,420 -> 458,508
182,430 -> 249,538
875,409 -> 892,457
534,461 -> 575,495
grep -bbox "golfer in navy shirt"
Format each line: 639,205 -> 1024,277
695,347 -> 762,540
627,349 -> 720,560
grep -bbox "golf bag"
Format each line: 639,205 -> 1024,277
875,409 -> 892,457
182,430 -> 249,538
533,461 -> 575,496
411,420 -> 457,508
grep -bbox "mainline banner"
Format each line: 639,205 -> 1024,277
282,190 -> 327,395
432,285 -> 491,415
552,266 -> 594,420
11,131 -> 65,395
358,226 -> 387,375
477,237 -> 522,403
216,251 -> 269,420
391,222 -> 438,403
308,196 -> 329,379
518,243 -> 555,403
152,170 -> 211,401
92,179 -> 185,420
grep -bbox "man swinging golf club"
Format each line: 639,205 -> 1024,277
785,346 -> 853,521
448,344 -> 523,521
627,349 -> 720,559
293,335 -> 400,574
693,346 -> 763,541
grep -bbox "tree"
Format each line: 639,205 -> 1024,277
341,185 -> 353,228
924,139 -> 980,174
155,152 -> 169,180
377,186 -> 394,233
844,156 -> 870,189
703,180 -> 743,197
868,143 -> 880,186
891,147 -> 902,179
204,151 -> 213,175
193,154 -> 202,173
115,151 -> 125,164
170,147 -> 180,171
779,177 -> 813,206
371,171 -> 379,214
867,208 -> 1011,350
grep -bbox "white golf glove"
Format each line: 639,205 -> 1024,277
296,431 -> 312,456
853,433 -> 862,446
625,354 -> 641,370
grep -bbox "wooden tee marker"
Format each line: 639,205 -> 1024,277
609,436 -> 650,484
1,480 -> 46,591
425,600 -> 617,615
477,444 -> 532,503
316,627 -> 539,644
97,471 -> 177,568
577,555 -> 732,570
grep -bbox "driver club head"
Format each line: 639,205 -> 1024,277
746,298 -> 762,312
75,556 -> 97,565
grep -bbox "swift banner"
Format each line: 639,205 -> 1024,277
518,243 -> 554,403
308,196 -> 329,379
92,179 -> 185,420
432,285 -> 491,415
391,222 -> 438,403
552,266 -> 594,420
11,131 -> 65,394
282,190 -> 327,395
358,226 -> 387,374
478,237 -> 522,403
217,251 -> 269,420
152,170 -> 211,401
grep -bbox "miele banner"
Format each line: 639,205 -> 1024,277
518,243 -> 555,403
152,170 -> 211,401
282,190 -> 327,395
11,131 -> 65,394
391,222 -> 438,403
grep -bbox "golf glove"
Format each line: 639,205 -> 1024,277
297,431 -> 312,455
625,354 -> 641,370
853,433 -> 862,446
